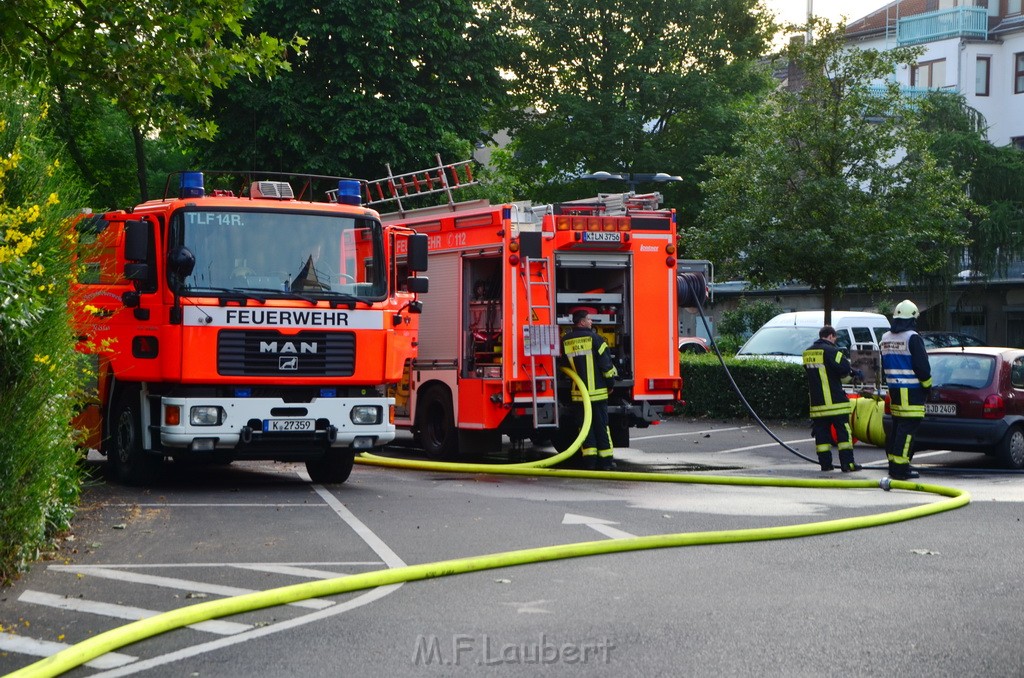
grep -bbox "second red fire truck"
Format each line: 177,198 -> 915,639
373,163 -> 686,456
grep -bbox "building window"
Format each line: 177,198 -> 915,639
976,56 -> 991,96
1012,137 -> 1024,151
911,59 -> 946,88
1016,53 -> 1024,94
1010,0 -> 1022,15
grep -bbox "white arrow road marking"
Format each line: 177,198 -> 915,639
562,513 -> 637,539
0,634 -> 136,669
18,590 -> 251,635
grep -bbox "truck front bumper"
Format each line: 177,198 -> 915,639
158,396 -> 395,451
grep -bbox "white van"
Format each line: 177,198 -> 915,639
735,310 -> 890,364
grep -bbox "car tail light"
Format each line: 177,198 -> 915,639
983,394 -> 1005,419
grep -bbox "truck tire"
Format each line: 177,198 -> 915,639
306,450 -> 356,484
107,388 -> 162,486
418,386 -> 457,458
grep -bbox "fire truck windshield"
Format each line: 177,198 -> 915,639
169,209 -> 385,299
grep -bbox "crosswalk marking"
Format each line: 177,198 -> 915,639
0,634 -> 137,669
18,590 -> 251,635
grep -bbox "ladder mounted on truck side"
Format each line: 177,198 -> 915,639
362,154 -> 479,215
522,253 -> 560,429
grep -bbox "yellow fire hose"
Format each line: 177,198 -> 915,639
6,369 -> 970,678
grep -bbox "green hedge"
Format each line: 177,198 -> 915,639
1,77 -> 88,584
679,354 -> 808,420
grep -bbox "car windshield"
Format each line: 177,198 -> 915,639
929,354 -> 996,389
737,326 -> 844,356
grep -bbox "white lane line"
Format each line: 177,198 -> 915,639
47,566 -> 333,610
89,476 -> 409,677
228,564 -> 358,579
88,584 -> 402,678
306,477 -> 408,569
108,504 -> 329,508
718,438 -> 813,454
49,561 -> 381,569
18,590 -> 250,636
632,425 -> 755,441
0,634 -> 137,669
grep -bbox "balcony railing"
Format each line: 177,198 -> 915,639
897,7 -> 988,46
866,84 -> 937,99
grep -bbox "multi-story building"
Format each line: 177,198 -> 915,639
705,4 -> 1024,345
845,0 -> 1024,148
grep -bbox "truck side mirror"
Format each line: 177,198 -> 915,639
124,220 -> 149,262
407,234 -> 429,272
406,276 -> 429,294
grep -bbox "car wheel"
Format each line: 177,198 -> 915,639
107,388 -> 162,486
996,424 -> 1024,470
306,451 -> 355,484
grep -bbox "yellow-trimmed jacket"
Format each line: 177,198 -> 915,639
562,327 -> 618,402
803,338 -> 853,418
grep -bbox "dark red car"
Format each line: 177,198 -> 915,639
908,347 -> 1024,469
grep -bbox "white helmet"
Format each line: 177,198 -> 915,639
893,300 -> 919,319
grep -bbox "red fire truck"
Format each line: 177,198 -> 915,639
374,167 -> 684,456
71,171 -> 428,484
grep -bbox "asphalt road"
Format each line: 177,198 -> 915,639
1,417 -> 1022,677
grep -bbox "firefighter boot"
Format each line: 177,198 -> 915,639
817,452 -> 835,472
888,462 -> 919,480
597,456 -> 617,472
838,450 -> 862,473
581,455 -> 598,471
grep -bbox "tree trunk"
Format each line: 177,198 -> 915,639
132,124 -> 148,202
823,286 -> 834,326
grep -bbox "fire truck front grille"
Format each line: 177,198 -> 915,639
217,330 -> 355,377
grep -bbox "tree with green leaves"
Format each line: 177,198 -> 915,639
0,0 -> 298,203
197,0 -> 511,182
691,19 -> 971,324
487,0 -> 776,218
920,91 -> 1024,279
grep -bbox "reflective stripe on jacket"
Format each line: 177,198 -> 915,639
881,329 -> 932,418
562,327 -> 617,402
803,338 -> 853,418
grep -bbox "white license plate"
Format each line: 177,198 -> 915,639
263,418 -> 315,432
925,403 -> 957,416
582,232 -> 620,243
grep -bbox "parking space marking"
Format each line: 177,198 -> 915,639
633,426 -> 755,441
47,566 -> 334,610
0,634 -> 137,669
18,590 -> 251,635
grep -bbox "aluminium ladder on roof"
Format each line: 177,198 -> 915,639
363,154 -> 479,214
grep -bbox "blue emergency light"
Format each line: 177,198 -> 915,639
337,179 -> 362,206
180,172 -> 205,198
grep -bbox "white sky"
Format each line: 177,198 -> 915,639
764,0 -> 894,27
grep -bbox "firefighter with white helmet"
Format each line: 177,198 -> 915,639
879,300 -> 932,480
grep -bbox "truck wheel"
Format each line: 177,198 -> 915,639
609,416 -> 630,448
996,424 -> 1024,469
418,386 -> 457,458
306,451 -> 355,484
107,389 -> 162,486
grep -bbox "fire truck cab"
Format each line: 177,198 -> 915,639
72,171 -> 429,484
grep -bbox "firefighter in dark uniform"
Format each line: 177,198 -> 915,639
803,325 -> 862,472
562,308 -> 618,470
880,300 -> 932,480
